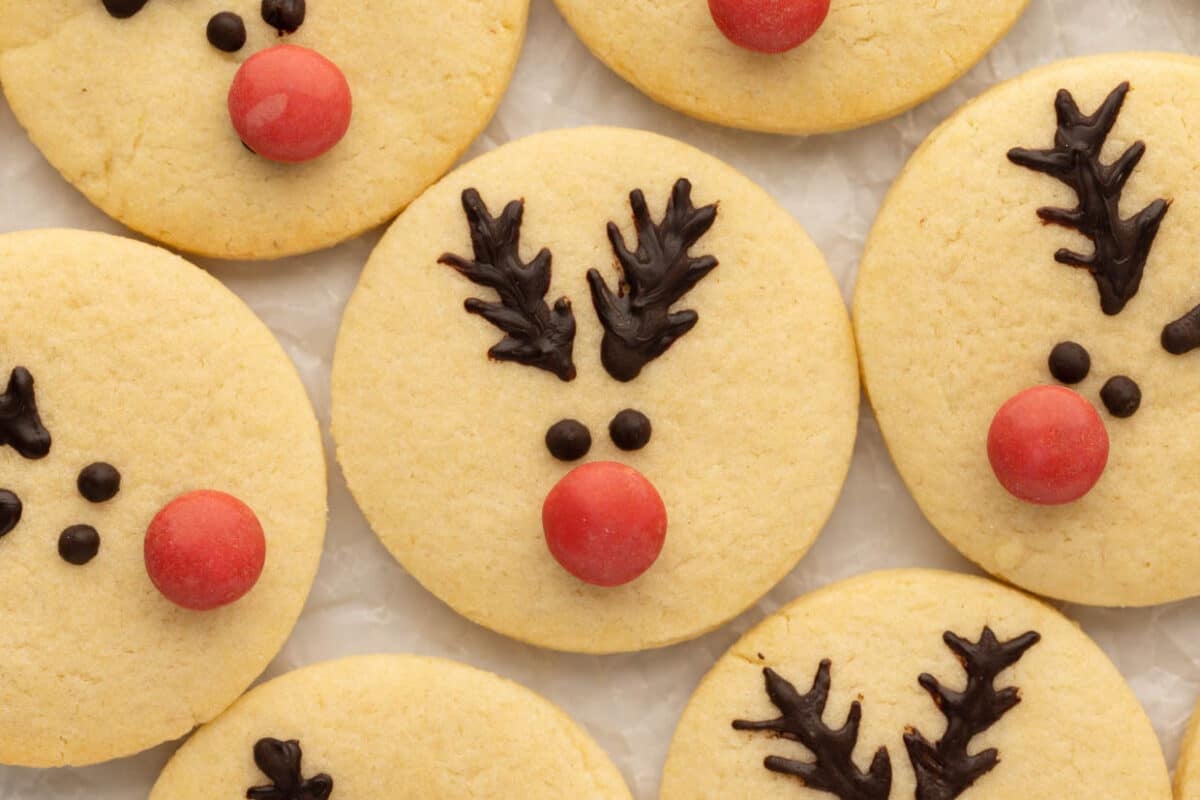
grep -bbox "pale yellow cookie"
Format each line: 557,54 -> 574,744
0,0 -> 528,260
332,126 -> 858,653
0,229 -> 326,766
1175,700 -> 1200,799
854,53 -> 1200,606
662,569 -> 1171,800
149,654 -> 632,799
551,0 -> 1028,135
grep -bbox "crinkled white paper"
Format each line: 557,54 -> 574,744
3,1 -> 1200,796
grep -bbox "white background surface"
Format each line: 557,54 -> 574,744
3,0 -> 1200,796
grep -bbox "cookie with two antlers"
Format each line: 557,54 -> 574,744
662,570 -> 1171,799
0,0 -> 529,259
855,53 -> 1200,606
332,127 -> 859,653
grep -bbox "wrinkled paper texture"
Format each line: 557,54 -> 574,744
3,0 -> 1200,796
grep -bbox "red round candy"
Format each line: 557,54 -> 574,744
228,44 -> 352,163
708,0 -> 830,54
542,461 -> 667,587
145,490 -> 266,610
987,385 -> 1109,505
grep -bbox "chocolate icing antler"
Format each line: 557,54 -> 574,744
904,628 -> 1041,800
0,367 -> 50,460
588,178 -> 718,382
733,662 -> 892,800
1007,82 -> 1169,315
440,189 -> 577,381
246,738 -> 333,800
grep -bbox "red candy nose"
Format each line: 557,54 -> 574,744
228,44 -> 352,163
542,461 -> 667,587
987,385 -> 1109,505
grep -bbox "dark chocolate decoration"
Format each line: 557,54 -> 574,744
588,178 -> 718,382
440,189 -> 577,381
0,367 -> 51,460
1162,303 -> 1200,355
261,0 -> 306,34
733,662 -> 892,800
78,463 -> 121,503
609,409 -> 652,451
1048,341 -> 1090,384
1008,83 -> 1169,316
58,525 -> 100,566
0,490 -> 21,538
1100,376 -> 1141,418
101,0 -> 150,18
207,12 -> 247,52
247,738 -> 333,800
905,627 -> 1041,800
546,419 -> 591,462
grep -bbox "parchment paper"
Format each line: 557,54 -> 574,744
3,0 -> 1200,796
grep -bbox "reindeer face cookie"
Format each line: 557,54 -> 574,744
332,127 -> 859,653
0,0 -> 529,259
149,654 -> 632,799
551,0 -> 1028,135
662,569 -> 1171,799
0,230 -> 326,766
854,53 -> 1200,606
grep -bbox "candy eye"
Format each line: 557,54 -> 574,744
1100,376 -> 1141,418
545,419 -> 591,462
78,462 -> 121,503
207,12 -> 247,52
59,525 -> 100,565
609,409 -> 652,452
0,490 -> 21,538
262,0 -> 306,34
1048,341 -> 1090,384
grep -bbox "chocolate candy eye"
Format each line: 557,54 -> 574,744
78,462 -> 121,503
0,490 -> 21,538
545,419 -> 591,462
609,409 -> 652,452
207,12 -> 247,52
59,525 -> 100,565
1101,376 -> 1141,418
101,0 -> 150,18
262,0 -> 306,34
1048,341 -> 1090,384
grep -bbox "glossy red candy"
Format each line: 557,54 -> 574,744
145,490 -> 266,610
542,461 -> 667,587
228,44 -> 352,163
987,385 -> 1109,505
708,0 -> 831,54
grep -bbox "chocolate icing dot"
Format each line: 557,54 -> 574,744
261,0 -> 306,34
0,367 -> 51,460
1048,341 -> 1090,384
58,525 -> 100,565
78,463 -> 121,503
609,409 -> 651,451
0,490 -> 21,538
1008,83 -> 1169,316
207,12 -> 247,52
101,0 -> 150,18
1101,376 -> 1141,418
545,419 -> 591,462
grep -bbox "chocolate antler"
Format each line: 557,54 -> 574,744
587,178 -> 718,382
0,367 -> 50,460
440,189 -> 577,381
246,738 -> 333,800
733,662 -> 892,800
1008,82 -> 1169,315
904,628 -> 1041,800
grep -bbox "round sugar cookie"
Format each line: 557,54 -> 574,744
0,0 -> 529,260
332,126 -> 859,653
1175,700 -> 1200,799
0,229 -> 326,766
662,569 -> 1171,800
854,53 -> 1200,606
149,654 -> 633,799
551,0 -> 1028,135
